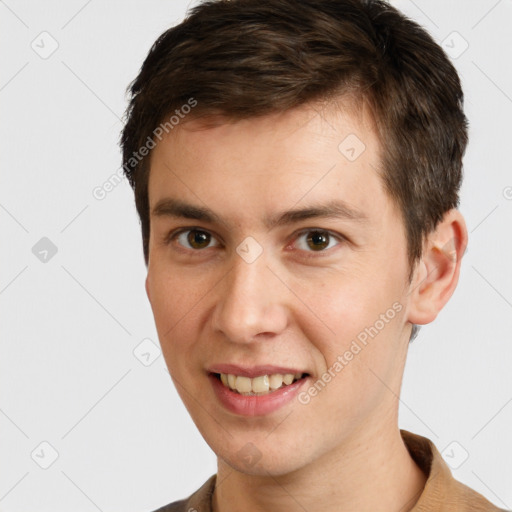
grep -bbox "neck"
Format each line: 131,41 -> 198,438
212,424 -> 427,512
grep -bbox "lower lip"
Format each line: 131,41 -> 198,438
208,373 -> 310,416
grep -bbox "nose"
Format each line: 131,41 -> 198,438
211,250 -> 289,343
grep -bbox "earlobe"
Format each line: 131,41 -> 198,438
407,209 -> 468,325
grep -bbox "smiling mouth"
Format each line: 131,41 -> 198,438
211,372 -> 310,396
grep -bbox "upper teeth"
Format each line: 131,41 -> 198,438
219,372 -> 304,395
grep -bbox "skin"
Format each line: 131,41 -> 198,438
145,100 -> 468,512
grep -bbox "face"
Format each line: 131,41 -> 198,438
145,102 -> 416,476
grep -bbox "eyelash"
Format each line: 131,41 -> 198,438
164,227 -> 346,258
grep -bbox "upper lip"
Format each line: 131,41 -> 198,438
207,364 -> 309,378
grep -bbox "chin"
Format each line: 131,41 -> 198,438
218,442 -> 309,478
229,458 -> 302,477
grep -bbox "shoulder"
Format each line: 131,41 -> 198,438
150,498 -> 188,512
400,430 -> 508,512
148,474 -> 217,512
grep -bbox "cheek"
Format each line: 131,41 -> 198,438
302,264 -> 406,375
302,271 -> 389,337
148,261 -> 208,321
310,300 -> 406,429
146,268 -> 205,358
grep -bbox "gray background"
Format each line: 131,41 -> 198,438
1,0 -> 511,510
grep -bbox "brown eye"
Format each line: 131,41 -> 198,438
174,229 -> 219,250
293,229 -> 343,254
306,231 -> 330,251
189,230 -> 210,249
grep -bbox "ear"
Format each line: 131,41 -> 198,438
407,209 -> 468,325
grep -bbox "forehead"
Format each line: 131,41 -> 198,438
158,99 -> 375,162
147,101 -> 396,228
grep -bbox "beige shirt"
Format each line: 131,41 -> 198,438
152,429 -> 508,511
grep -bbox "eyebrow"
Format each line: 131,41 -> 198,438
151,197 -> 368,229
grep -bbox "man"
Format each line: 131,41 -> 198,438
120,0 -> 507,510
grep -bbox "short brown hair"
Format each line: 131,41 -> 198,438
120,0 -> 468,280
